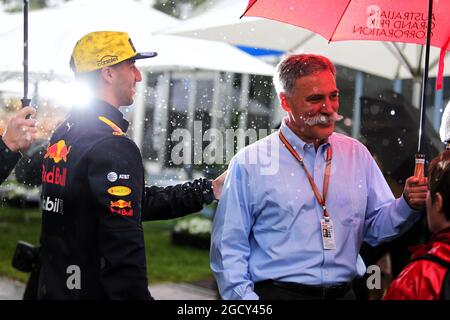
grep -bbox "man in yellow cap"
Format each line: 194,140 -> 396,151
36,31 -> 224,299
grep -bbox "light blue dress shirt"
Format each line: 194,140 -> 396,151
211,120 -> 422,300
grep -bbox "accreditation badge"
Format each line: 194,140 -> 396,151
321,218 -> 336,250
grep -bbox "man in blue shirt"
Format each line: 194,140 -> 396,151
210,54 -> 428,300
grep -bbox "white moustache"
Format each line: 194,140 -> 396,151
303,113 -> 344,126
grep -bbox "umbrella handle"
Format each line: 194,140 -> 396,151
414,153 -> 426,178
21,98 -> 31,108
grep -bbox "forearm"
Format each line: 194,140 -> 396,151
364,196 -> 422,246
211,250 -> 259,300
211,223 -> 258,300
0,137 -> 21,184
141,178 -> 215,221
363,157 -> 423,245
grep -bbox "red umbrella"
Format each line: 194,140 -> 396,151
242,0 -> 450,175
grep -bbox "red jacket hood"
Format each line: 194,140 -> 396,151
409,226 -> 450,263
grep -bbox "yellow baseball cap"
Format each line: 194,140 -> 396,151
70,31 -> 157,73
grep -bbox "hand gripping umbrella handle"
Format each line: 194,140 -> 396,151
414,153 -> 425,179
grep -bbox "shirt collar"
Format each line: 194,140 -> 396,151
279,118 -> 331,160
72,99 -> 129,133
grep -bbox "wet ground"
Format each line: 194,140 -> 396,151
0,277 -> 218,300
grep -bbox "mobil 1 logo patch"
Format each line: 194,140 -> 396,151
42,196 -> 64,214
107,172 -> 130,182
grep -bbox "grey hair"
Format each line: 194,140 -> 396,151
273,53 -> 336,97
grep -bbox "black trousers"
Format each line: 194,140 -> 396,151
254,280 -> 356,300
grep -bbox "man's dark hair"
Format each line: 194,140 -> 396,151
70,55 -> 102,88
428,150 -> 450,220
69,58 -> 134,87
273,53 -> 336,97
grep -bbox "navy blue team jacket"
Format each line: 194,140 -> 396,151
38,100 -> 214,299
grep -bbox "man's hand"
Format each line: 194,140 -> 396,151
403,176 -> 428,210
212,170 -> 227,200
2,107 -> 37,152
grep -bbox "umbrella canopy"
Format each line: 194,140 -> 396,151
244,0 -> 450,46
163,0 -> 450,80
242,0 -> 450,82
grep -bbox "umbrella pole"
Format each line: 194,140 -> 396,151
414,0 -> 433,178
21,0 -> 30,108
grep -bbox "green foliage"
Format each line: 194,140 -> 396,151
0,204 -> 41,282
143,217 -> 213,283
0,204 -> 212,284
1,0 -> 52,12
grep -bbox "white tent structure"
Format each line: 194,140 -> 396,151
0,0 -> 177,76
0,0 -> 273,77
137,34 -> 273,75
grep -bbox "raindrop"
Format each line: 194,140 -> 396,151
390,110 -> 395,116
344,118 -> 352,126
370,104 -> 380,115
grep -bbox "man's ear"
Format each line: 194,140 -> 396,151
100,67 -> 114,85
435,192 -> 444,213
279,92 -> 291,112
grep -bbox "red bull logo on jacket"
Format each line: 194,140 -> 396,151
44,140 -> 72,163
110,200 -> 132,209
42,164 -> 67,187
110,199 -> 133,217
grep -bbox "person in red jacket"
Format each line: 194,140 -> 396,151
383,150 -> 450,300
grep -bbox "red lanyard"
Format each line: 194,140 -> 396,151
279,131 -> 332,219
